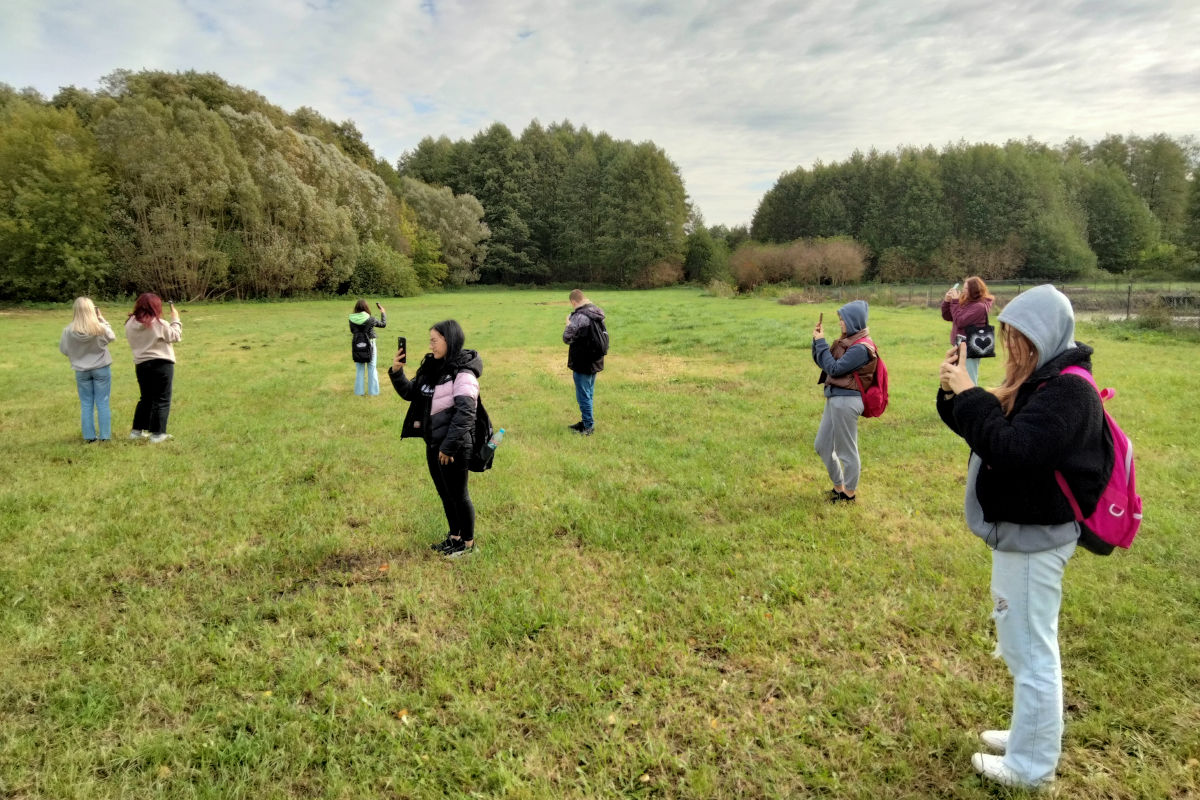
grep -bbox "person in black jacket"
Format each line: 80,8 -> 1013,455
937,285 -> 1110,790
349,298 -> 386,396
562,289 -> 606,435
389,320 -> 482,557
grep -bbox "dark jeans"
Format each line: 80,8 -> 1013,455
426,443 -> 474,541
133,359 -> 174,435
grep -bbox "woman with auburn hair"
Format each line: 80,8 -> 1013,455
941,276 -> 995,385
59,297 -> 117,442
937,285 -> 1111,789
125,293 -> 182,443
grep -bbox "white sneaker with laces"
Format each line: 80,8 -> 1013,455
971,752 -> 1050,790
149,433 -> 174,444
128,430 -> 147,440
979,729 -> 1009,753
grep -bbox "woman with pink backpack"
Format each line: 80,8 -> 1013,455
936,285 -> 1111,790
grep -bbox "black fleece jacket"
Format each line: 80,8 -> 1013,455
936,344 -> 1113,526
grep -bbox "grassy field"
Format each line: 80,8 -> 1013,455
0,288 -> 1196,799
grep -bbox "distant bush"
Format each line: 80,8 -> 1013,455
705,278 -> 736,298
730,237 -> 868,291
633,258 -> 684,289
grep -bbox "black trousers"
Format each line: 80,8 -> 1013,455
133,359 -> 174,435
426,444 -> 474,540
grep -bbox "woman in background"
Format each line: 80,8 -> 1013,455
941,276 -> 995,385
125,293 -> 181,443
59,297 -> 116,443
349,299 -> 387,396
389,320 -> 482,557
811,300 -> 878,503
937,285 -> 1109,789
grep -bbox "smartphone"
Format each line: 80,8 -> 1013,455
818,312 -> 824,326
397,336 -> 407,363
951,283 -> 960,292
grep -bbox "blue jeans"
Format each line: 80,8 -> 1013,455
355,340 -> 379,396
965,357 -> 981,385
990,540 -> 1076,786
573,371 -> 595,428
74,365 -> 112,440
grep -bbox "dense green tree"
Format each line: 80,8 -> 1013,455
595,142 -> 687,284
1080,163 -> 1160,273
399,177 -> 489,285
0,99 -> 112,300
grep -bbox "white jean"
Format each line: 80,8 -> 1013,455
990,540 -> 1076,786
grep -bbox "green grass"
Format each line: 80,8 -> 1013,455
0,288 -> 1196,799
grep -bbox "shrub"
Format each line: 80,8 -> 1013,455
632,258 -> 684,289
349,241 -> 420,296
705,278 -> 736,298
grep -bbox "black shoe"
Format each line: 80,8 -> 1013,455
443,539 -> 474,558
575,425 -> 595,436
430,536 -> 454,552
827,490 -> 856,503
827,489 -> 842,503
568,421 -> 586,432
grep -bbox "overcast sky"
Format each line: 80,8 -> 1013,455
3,0 -> 1198,226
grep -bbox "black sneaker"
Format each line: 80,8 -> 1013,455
443,539 -> 474,558
567,421 -> 586,432
577,425 -> 595,436
430,537 -> 454,553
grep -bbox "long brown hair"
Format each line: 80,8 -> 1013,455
959,276 -> 994,305
991,323 -> 1038,415
353,298 -> 369,313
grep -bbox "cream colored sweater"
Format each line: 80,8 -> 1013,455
125,317 -> 182,364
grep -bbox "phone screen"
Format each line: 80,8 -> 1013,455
397,336 -> 407,363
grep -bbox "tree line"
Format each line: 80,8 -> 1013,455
750,135 -> 1200,285
2,68 -> 1197,301
0,70 -> 490,301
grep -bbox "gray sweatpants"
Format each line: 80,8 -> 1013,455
814,394 -> 864,491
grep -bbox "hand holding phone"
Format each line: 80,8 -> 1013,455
397,336 -> 407,364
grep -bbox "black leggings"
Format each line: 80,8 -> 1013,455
426,444 -> 474,541
133,359 -> 174,434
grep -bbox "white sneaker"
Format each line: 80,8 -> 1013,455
149,433 -> 173,444
971,753 -> 1050,790
979,729 -> 1009,753
128,430 -> 147,440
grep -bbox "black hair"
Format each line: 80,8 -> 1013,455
431,319 -> 465,362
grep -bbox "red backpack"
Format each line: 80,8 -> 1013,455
852,337 -> 889,418
1054,366 -> 1142,555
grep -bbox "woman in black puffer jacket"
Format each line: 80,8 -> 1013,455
937,285 -> 1111,790
389,320 -> 482,557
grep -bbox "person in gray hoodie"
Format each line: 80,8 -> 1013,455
937,285 -> 1109,789
59,297 -> 117,442
811,300 -> 878,502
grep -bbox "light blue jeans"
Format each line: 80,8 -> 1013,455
75,365 -> 112,441
965,357 -> 981,385
573,371 -> 595,428
990,540 -> 1076,786
355,340 -> 379,396
814,394 -> 864,490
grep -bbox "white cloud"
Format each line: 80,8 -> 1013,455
2,0 -> 1197,226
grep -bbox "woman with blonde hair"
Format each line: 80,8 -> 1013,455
59,297 -> 117,442
941,276 -> 995,385
937,285 -> 1110,789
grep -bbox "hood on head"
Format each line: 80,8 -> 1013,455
998,284 -> 1076,369
838,300 -> 869,335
